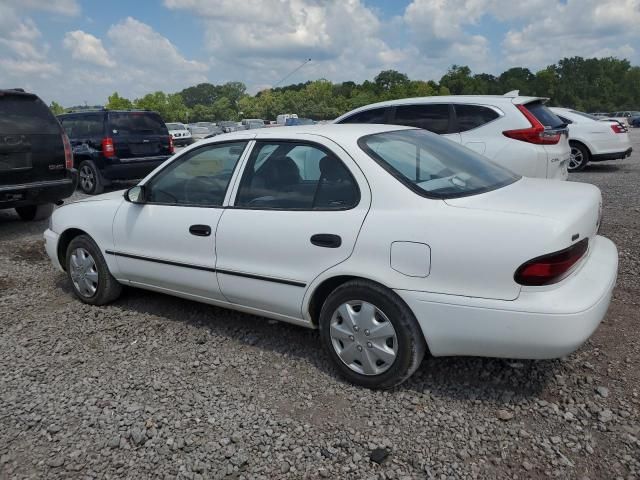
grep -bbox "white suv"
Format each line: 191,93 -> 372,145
334,94 -> 570,180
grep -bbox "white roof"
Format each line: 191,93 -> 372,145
333,94 -> 548,123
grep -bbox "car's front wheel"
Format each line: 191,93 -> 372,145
66,234 -> 122,305
319,280 -> 426,389
568,142 -> 590,172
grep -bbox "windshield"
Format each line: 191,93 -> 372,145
359,129 -> 520,199
167,123 -> 185,130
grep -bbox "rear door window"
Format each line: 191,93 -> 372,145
339,107 -> 387,124
60,115 -> 104,138
108,112 -> 168,136
525,102 -> 564,128
0,95 -> 60,135
392,104 -> 450,134
454,105 -> 500,132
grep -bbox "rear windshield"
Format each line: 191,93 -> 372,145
0,94 -> 60,135
109,112 -> 168,135
359,129 -> 519,199
525,102 -> 564,128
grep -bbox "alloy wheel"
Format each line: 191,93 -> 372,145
69,247 -> 99,297
79,165 -> 95,192
329,300 -> 398,376
569,147 -> 583,170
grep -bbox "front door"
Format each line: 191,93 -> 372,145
215,136 -> 370,319
111,140 -> 249,301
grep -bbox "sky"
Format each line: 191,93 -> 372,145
1,0 -> 639,106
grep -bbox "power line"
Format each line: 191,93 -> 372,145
273,58 -> 312,88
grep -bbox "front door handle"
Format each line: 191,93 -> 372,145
189,224 -> 211,237
310,233 -> 342,248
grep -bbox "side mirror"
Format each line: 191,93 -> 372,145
124,185 -> 146,204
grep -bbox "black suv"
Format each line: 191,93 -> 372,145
0,89 -> 76,221
58,109 -> 174,194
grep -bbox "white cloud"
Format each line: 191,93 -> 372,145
63,30 -> 116,68
501,0 -> 640,67
3,0 -> 80,16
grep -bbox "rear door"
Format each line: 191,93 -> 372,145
59,113 -> 105,160
522,101 -> 570,179
389,104 -> 461,143
0,92 -> 66,187
107,112 -> 171,161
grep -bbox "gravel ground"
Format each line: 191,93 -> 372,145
1,133 -> 639,480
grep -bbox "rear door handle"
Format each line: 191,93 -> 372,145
310,233 -> 342,248
189,224 -> 211,237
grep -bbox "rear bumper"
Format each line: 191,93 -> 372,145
396,235 -> 618,359
0,171 -> 77,209
102,157 -> 169,180
591,147 -> 633,162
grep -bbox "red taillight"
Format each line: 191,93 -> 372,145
611,123 -> 625,134
515,238 -> 589,286
169,135 -> 175,154
62,132 -> 73,169
503,104 -> 561,145
101,137 -> 115,157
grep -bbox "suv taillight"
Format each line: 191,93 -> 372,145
514,238 -> 589,286
101,137 -> 115,157
611,123 -> 626,134
62,132 -> 73,169
503,104 -> 561,145
169,135 -> 175,154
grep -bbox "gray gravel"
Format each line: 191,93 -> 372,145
1,132 -> 639,479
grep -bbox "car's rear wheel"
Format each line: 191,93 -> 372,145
66,234 -> 122,305
319,280 -> 426,389
78,160 -> 104,195
15,203 -> 54,221
568,142 -> 590,172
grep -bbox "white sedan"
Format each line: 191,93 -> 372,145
44,125 -> 618,388
550,108 -> 633,171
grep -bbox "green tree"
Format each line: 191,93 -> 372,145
49,101 -> 65,115
105,92 -> 133,110
439,65 -> 474,95
374,70 -> 410,92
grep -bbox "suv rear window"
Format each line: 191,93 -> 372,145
454,104 -> 500,132
359,129 -> 519,199
0,94 -> 60,135
524,102 -> 564,128
108,112 -> 168,135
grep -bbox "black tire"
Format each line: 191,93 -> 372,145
568,142 -> 590,172
319,280 -> 426,389
15,203 -> 54,221
65,234 -> 122,305
78,160 -> 104,195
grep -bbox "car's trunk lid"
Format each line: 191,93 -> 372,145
445,177 -> 602,249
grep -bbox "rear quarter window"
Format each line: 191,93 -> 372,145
454,104 -> 500,132
0,95 -> 60,135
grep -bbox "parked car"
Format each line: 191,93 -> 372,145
166,122 -> 193,146
0,88 -> 76,221
334,94 -> 570,180
285,117 -> 315,126
241,118 -> 265,129
204,126 -> 225,138
550,108 -> 633,171
44,124 -> 617,389
58,110 -> 173,195
276,113 -> 298,125
630,116 -> 640,128
218,121 -> 243,133
610,111 -> 640,126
